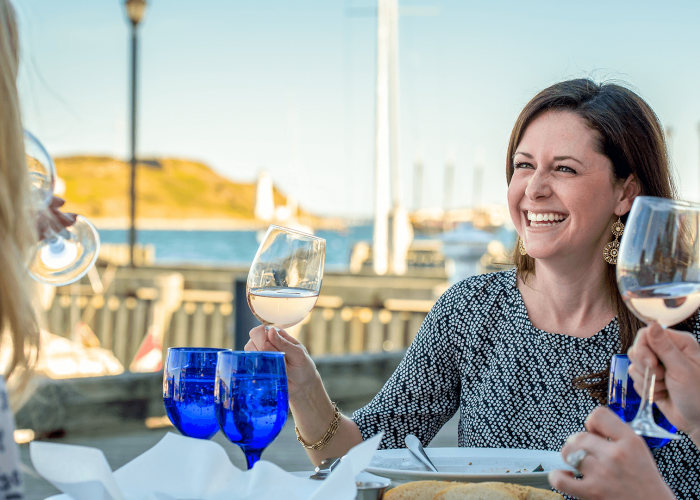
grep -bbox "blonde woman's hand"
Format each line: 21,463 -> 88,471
36,196 -> 76,240
245,325 -> 320,402
628,323 -> 700,442
549,407 -> 675,500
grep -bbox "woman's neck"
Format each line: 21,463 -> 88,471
518,256 -> 615,338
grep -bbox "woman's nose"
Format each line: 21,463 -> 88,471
525,170 -> 552,199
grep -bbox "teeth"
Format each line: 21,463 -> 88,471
527,211 -> 568,226
527,211 -> 567,222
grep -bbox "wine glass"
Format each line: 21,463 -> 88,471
616,196 -> 700,440
25,131 -> 100,286
163,347 -> 227,440
247,225 -> 326,330
215,350 -> 288,469
608,354 -> 677,448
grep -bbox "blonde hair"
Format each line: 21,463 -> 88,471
0,0 -> 40,395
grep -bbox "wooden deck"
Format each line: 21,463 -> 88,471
20,409 -> 460,499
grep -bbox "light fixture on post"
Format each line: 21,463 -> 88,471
123,0 -> 147,267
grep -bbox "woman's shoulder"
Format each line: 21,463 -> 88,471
441,268 -> 516,303
429,269 -> 516,320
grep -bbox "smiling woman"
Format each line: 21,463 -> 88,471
505,80 -> 679,401
244,79 -> 700,500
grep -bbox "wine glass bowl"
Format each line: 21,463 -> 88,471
24,130 -> 55,208
163,347 -> 226,440
215,350 -> 289,469
608,354 -> 677,449
247,225 -> 326,329
24,131 -> 101,286
29,215 -> 101,286
616,196 -> 700,440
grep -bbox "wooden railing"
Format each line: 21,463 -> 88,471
45,285 -> 432,369
296,298 -> 430,357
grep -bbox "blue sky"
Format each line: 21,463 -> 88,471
15,0 -> 700,218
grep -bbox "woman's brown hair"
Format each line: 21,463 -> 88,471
505,78 -> 682,403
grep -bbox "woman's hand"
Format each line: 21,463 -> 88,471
244,325 -> 320,402
549,407 -> 675,500
628,323 -> 700,442
37,196 -> 77,240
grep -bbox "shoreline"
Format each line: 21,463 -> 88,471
91,217 -> 355,231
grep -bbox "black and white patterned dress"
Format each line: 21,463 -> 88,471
0,377 -> 23,500
352,269 -> 700,499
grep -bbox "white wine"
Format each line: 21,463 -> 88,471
624,282 -> 700,327
247,287 -> 319,328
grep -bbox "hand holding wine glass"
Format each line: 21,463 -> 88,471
628,324 -> 700,444
25,131 -> 100,286
608,353 -> 676,449
617,196 -> 700,439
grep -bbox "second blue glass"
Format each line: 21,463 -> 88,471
215,351 -> 289,469
163,347 -> 227,440
608,354 -> 677,449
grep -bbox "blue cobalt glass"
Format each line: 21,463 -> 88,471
215,351 -> 289,469
608,354 -> 677,449
163,347 -> 226,440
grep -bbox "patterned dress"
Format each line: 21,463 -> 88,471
352,269 -> 700,499
0,377 -> 23,500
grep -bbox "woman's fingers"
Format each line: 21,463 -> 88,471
248,325 -> 277,352
548,470 -> 587,499
52,210 -> 77,228
584,406 -> 635,442
49,196 -> 65,209
646,326 -> 695,371
629,361 -> 665,387
266,328 -> 308,364
247,325 -> 307,360
274,327 -> 301,346
630,324 -> 661,369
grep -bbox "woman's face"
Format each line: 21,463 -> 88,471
507,110 -> 629,263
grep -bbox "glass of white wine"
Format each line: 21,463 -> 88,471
247,225 -> 325,330
25,131 -> 101,286
617,196 -> 700,440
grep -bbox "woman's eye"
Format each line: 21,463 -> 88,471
514,161 -> 533,170
556,165 -> 577,173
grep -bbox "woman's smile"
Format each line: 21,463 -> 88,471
523,210 -> 569,227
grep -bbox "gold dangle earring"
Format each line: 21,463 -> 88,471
603,217 -> 625,265
518,238 -> 527,256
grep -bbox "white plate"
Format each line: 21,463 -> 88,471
365,447 -> 572,489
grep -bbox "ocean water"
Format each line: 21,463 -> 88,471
97,224 -> 376,271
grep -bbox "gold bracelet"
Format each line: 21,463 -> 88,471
295,402 -> 341,450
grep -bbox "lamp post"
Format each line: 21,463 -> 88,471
124,0 -> 147,267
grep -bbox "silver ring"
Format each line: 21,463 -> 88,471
565,449 -> 587,471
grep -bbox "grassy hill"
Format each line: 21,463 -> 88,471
55,156 -> 305,223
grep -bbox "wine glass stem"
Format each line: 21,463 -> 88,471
244,448 -> 263,470
48,237 -> 65,254
633,366 -> 657,423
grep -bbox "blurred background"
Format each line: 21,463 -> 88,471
10,0 -> 700,482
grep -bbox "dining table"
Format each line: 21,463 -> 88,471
20,411 -> 461,499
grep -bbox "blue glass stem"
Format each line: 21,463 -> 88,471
243,448 -> 264,470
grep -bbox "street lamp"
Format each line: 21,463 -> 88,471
123,0 -> 147,267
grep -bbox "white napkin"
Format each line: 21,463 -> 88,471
30,432 -> 384,500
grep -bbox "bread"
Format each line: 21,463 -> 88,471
523,488 -> 563,500
383,481 -> 563,500
463,482 -> 563,500
384,481 -> 456,500
434,483 -> 522,500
